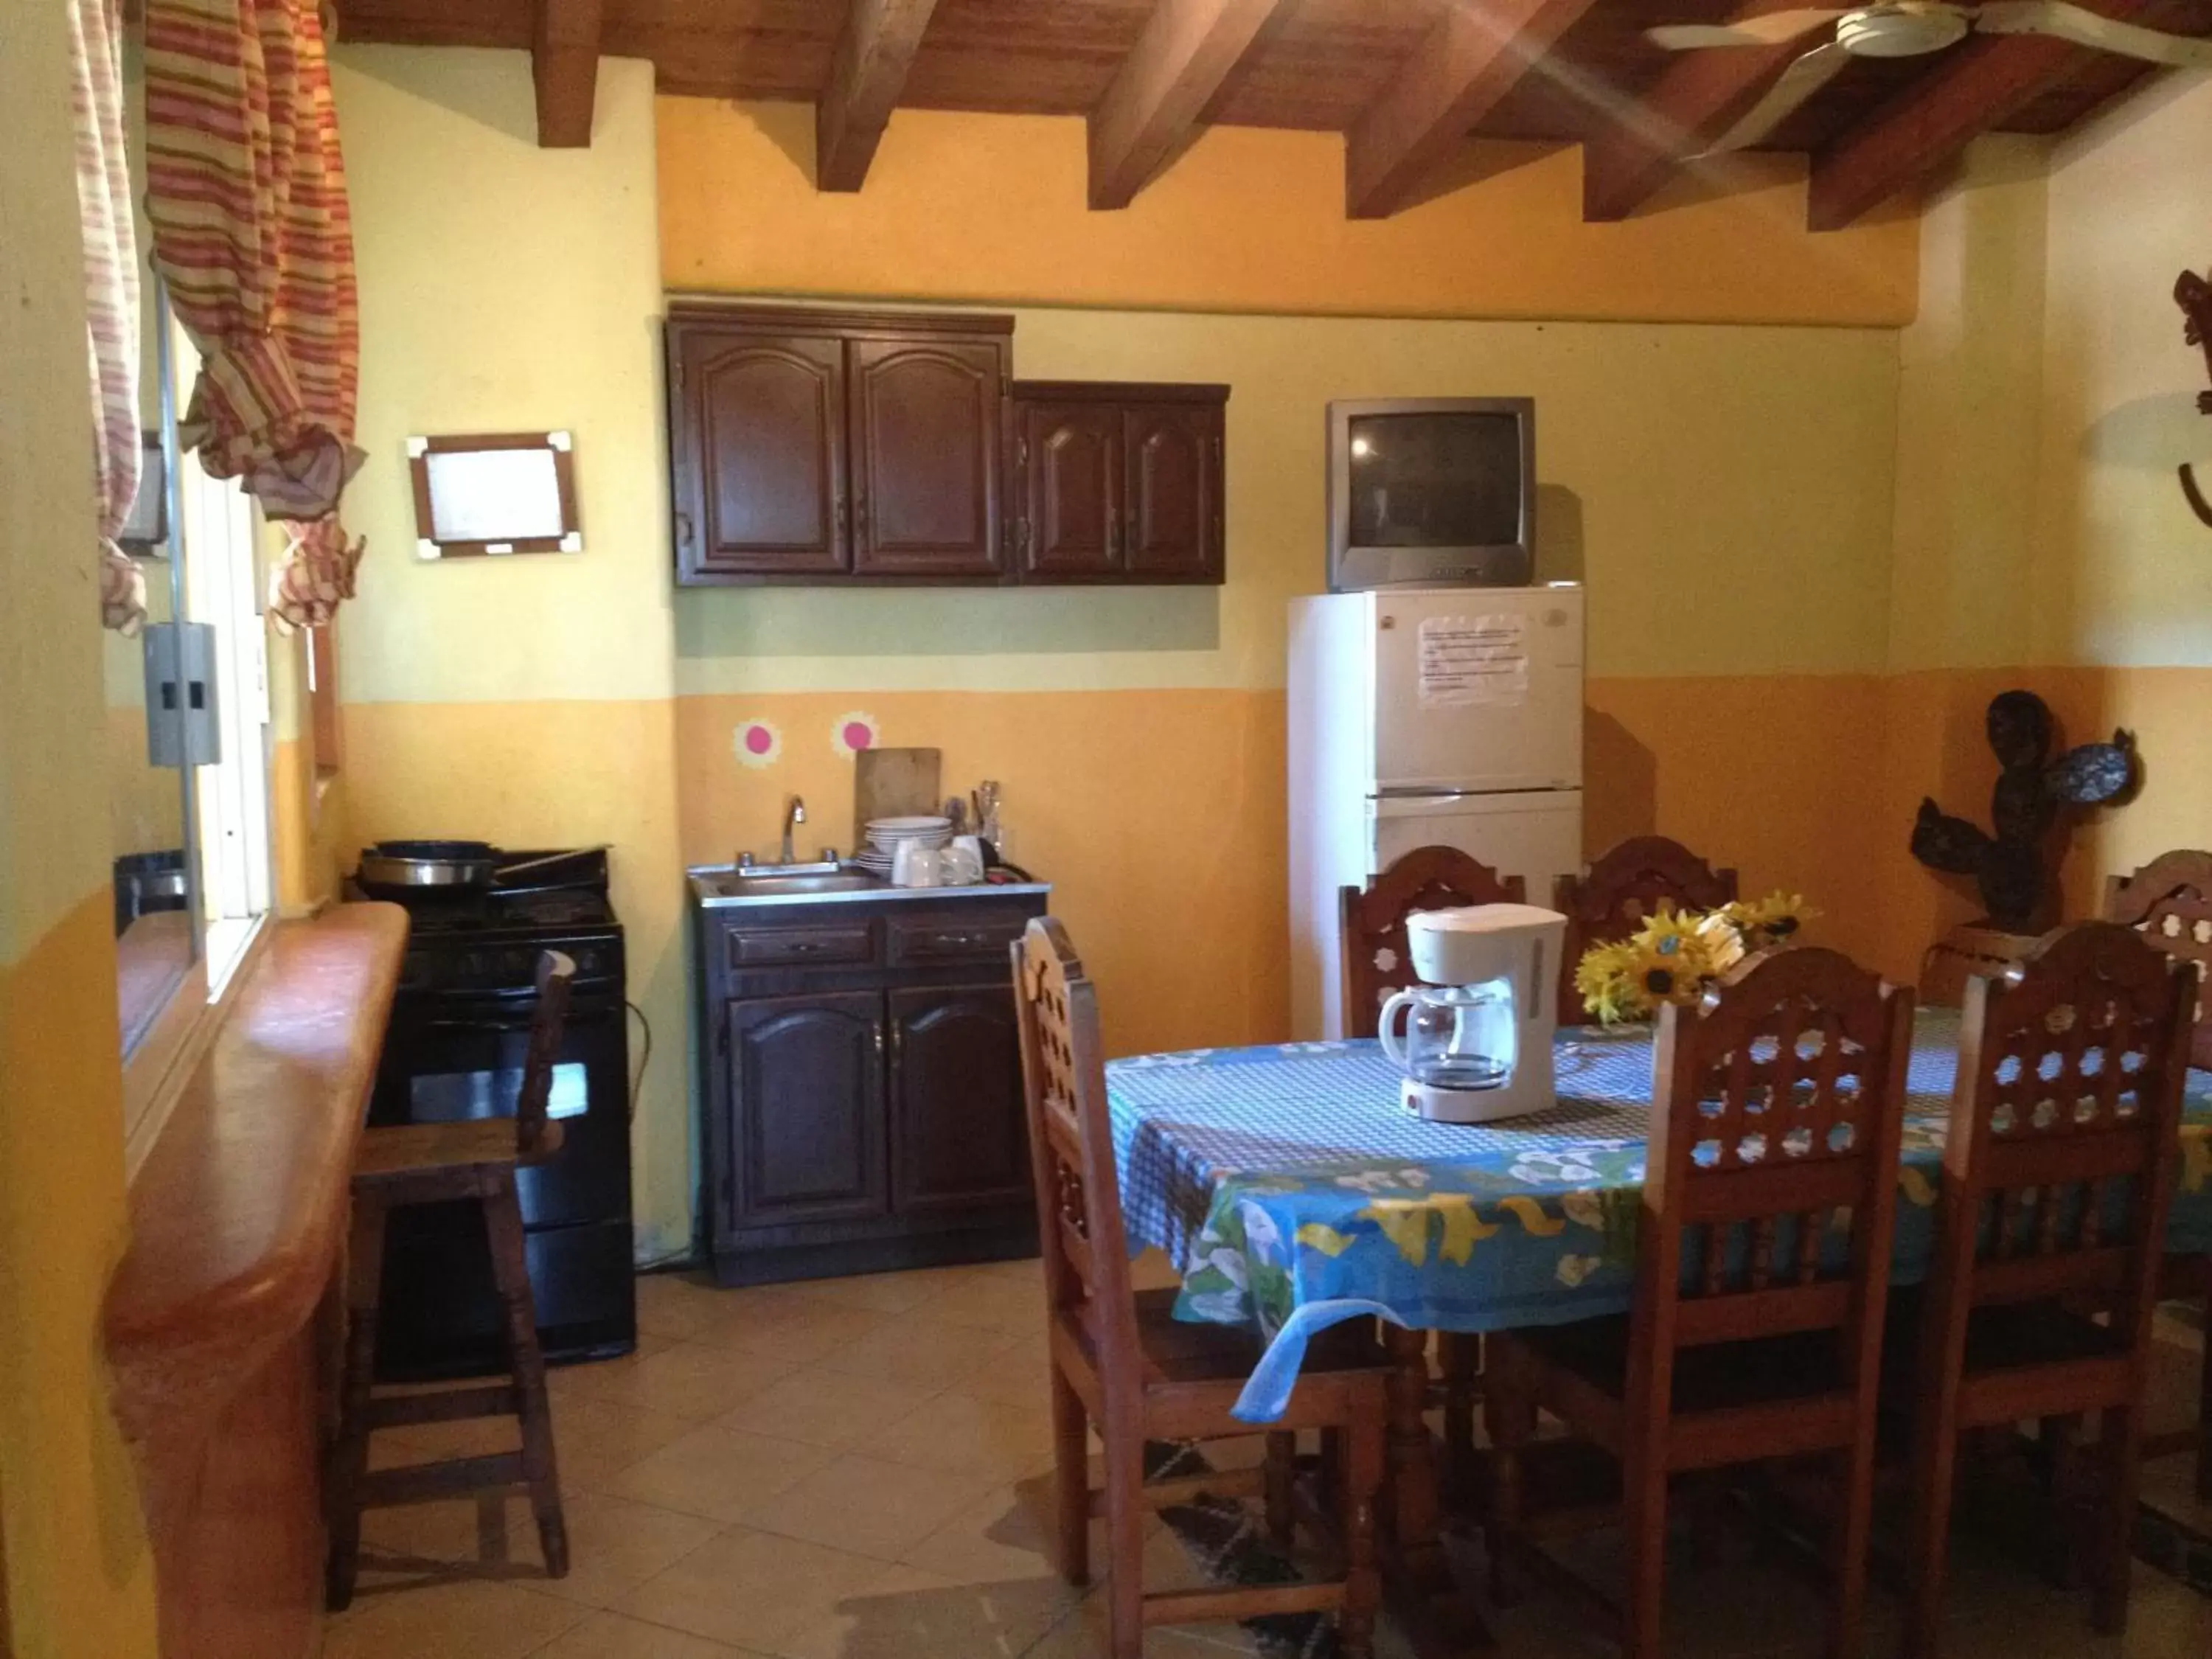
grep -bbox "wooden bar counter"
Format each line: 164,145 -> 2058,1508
104,904 -> 407,1659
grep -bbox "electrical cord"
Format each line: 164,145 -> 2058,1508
624,998 -> 653,1124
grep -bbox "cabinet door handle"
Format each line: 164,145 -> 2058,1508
674,509 -> 693,548
834,496 -> 848,538
874,1024 -> 886,1056
1106,516 -> 1121,559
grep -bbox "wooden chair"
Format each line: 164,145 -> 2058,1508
1340,845 -> 1523,1492
1919,923 -> 2037,1010
325,950 -> 576,1610
1899,922 -> 2199,1656
1013,918 -> 1390,1659
1554,835 -> 1738,1026
1487,946 -> 1916,1659
2103,849 -> 2212,1498
1340,844 -> 1525,1036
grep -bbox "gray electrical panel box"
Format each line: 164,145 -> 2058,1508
142,621 -> 223,768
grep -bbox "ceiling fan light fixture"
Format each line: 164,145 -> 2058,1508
1835,2 -> 1973,56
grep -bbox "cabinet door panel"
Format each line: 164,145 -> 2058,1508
726,992 -> 886,1228
890,984 -> 1031,1217
681,330 -> 846,578
1018,402 -> 1120,579
849,338 -> 1006,577
1123,402 -> 1222,581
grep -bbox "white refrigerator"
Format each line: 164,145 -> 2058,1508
1287,585 -> 1585,1040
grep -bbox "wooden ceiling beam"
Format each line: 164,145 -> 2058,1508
1346,0 -> 1602,220
1088,0 -> 1290,210
1582,30 -> 1805,222
817,0 -> 943,192
1807,0 -> 2166,231
532,0 -> 603,149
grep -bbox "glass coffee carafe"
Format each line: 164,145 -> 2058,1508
1378,978 -> 1518,1093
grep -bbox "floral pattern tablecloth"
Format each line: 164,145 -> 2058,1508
1106,1010 -> 2212,1421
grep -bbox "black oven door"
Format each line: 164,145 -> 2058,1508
370,986 -> 630,1226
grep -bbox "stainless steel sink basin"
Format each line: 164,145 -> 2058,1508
689,863 -> 1051,910
704,870 -> 882,897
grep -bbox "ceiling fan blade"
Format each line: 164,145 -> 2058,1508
1694,42 -> 1857,155
1647,9 -> 1848,49
1974,1 -> 2212,66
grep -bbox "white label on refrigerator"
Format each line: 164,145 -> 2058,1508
1417,613 -> 1528,707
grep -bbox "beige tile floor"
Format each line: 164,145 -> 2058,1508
326,1259 -> 2211,1658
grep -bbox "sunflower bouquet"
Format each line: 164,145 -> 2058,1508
1573,891 -> 1818,1026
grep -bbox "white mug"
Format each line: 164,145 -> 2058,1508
891,842 -> 942,888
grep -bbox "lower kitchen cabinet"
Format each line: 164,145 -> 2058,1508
891,984 -> 1030,1215
697,888 -> 1047,1285
726,992 -> 888,1228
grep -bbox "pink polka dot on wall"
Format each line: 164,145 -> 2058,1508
733,719 -> 783,768
830,712 -> 881,759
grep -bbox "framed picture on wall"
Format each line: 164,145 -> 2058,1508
407,431 -> 582,560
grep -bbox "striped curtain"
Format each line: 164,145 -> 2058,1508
144,0 -> 365,630
72,0 -> 147,634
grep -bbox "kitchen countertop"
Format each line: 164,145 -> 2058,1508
104,902 -> 408,1531
689,864 -> 1051,911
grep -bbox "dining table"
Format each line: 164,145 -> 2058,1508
1106,1008 -> 2212,1658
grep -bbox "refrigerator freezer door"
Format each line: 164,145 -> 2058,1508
1369,790 -> 1583,912
1369,588 -> 1582,793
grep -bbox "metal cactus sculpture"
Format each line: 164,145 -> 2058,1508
1910,690 -> 2137,932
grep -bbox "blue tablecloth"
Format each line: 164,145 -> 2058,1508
1107,1010 -> 2212,1422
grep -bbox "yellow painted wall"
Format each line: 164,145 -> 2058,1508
332,46 -> 692,1256
658,100 -> 1919,329
1879,98 -> 2212,973
0,3 -> 159,1651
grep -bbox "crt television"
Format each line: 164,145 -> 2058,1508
1326,397 -> 1536,591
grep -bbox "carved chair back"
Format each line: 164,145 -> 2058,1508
2103,849 -> 2212,1071
1554,835 -> 1738,1026
1641,947 -> 1914,1369
1340,846 -> 1524,1040
1930,922 -> 2196,1344
1012,919 -> 1140,1377
515,950 -> 576,1161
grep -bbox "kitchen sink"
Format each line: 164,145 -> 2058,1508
702,869 -> 883,898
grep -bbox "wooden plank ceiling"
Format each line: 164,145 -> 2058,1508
337,0 -> 2212,229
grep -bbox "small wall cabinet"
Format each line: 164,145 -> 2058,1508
695,891 -> 1048,1285
665,302 -> 1230,587
1013,381 -> 1228,585
667,304 -> 1012,585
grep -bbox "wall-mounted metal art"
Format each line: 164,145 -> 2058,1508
2176,270 -> 2212,526
1910,689 -> 2137,931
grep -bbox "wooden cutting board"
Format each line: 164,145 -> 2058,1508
853,747 -> 942,847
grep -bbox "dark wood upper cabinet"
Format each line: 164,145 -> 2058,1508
1012,381 -> 1227,585
675,331 -> 846,580
849,338 -> 1006,578
667,305 -> 1227,587
1124,400 -> 1222,581
667,304 -> 1012,586
1018,400 -> 1119,579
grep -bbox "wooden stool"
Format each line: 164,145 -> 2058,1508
324,950 -> 577,1611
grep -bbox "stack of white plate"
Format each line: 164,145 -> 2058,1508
853,815 -> 953,876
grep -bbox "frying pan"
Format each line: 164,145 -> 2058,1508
354,841 -> 608,900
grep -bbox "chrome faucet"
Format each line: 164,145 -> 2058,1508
780,795 -> 807,865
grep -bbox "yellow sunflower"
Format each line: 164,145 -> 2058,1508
1576,911 -> 1719,1023
1724,891 -> 1821,950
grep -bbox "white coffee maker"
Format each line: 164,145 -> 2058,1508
1379,903 -> 1568,1124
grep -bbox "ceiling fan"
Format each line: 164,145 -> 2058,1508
1647,2 -> 2212,156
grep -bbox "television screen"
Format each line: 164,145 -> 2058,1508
1346,411 -> 1523,548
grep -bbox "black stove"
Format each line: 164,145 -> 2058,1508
359,848 -> 637,1380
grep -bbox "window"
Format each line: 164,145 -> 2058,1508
113,285 -> 276,1167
